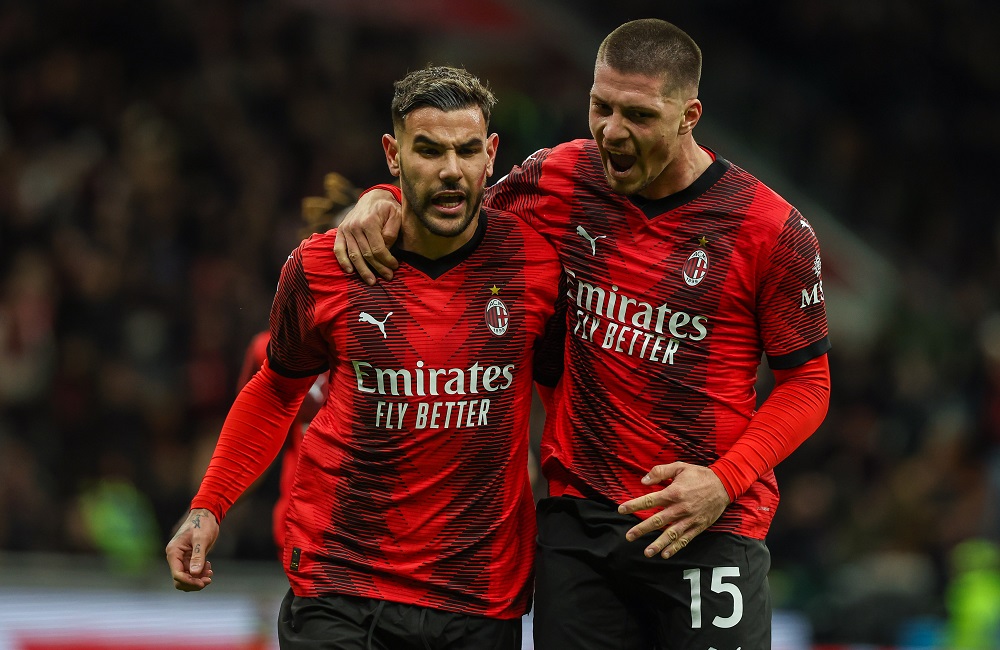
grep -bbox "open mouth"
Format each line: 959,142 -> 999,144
432,192 -> 466,212
608,152 -> 636,173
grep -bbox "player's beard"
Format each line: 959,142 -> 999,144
401,173 -> 484,239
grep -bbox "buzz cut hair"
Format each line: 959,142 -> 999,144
391,65 -> 497,131
596,19 -> 702,96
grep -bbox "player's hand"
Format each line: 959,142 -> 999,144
333,190 -> 401,285
617,462 -> 730,559
165,508 -> 219,591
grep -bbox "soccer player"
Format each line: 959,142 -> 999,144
165,66 -> 563,650
332,19 -> 832,650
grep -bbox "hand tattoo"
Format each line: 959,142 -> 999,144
192,514 -> 201,529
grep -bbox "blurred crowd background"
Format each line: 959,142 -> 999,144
1,0 -> 999,646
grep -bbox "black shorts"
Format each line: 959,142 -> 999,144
277,589 -> 522,650
533,496 -> 771,650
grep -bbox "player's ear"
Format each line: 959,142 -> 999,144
678,98 -> 702,136
382,134 -> 401,177
485,132 -> 499,178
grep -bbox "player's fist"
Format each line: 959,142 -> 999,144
165,509 -> 219,591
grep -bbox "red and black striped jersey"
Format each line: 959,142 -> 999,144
267,208 -> 561,618
487,139 -> 830,539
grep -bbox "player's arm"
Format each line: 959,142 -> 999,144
710,354 -> 830,501
241,332 -> 329,424
166,361 -> 316,591
619,208 -> 831,559
333,184 -> 403,285
618,355 -> 830,559
167,243 -> 328,590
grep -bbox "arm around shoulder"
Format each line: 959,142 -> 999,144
333,185 -> 403,283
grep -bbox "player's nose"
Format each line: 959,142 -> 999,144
438,151 -> 461,180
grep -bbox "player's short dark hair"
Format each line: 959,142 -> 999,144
596,19 -> 702,96
391,66 -> 497,131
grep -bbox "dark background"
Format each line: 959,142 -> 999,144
1,0 -> 998,644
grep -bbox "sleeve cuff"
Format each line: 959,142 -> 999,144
359,183 -> 401,203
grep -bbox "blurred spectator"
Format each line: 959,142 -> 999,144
74,453 -> 161,576
946,538 -> 1000,648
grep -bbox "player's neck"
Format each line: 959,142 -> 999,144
638,139 -> 714,200
398,211 -> 480,260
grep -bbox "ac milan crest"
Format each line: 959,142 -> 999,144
682,249 -> 709,286
485,297 -> 510,336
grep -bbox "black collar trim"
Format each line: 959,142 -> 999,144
628,154 -> 731,219
391,211 -> 488,280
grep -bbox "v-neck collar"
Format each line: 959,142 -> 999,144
391,211 -> 488,280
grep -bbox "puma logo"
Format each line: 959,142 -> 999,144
576,225 -> 607,255
358,311 -> 392,338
